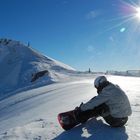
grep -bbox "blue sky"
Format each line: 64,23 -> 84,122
0,0 -> 140,71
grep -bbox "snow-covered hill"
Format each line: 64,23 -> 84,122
0,75 -> 140,140
0,39 -> 75,100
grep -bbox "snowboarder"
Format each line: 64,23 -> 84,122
75,76 -> 132,127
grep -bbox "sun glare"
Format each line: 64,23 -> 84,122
135,7 -> 140,20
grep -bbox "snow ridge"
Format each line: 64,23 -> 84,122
0,39 -> 75,100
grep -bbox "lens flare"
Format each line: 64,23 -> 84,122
97,0 -> 140,36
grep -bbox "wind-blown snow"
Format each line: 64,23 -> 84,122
0,75 -> 140,140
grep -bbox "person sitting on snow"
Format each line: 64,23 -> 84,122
75,76 -> 132,127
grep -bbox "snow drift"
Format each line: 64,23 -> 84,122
0,39 -> 75,100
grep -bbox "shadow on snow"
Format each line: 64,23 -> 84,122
53,118 -> 128,140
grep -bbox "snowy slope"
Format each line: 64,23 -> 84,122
0,39 -> 75,100
0,75 -> 140,140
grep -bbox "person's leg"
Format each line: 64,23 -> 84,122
75,103 -> 128,127
76,103 -> 109,123
103,115 -> 128,127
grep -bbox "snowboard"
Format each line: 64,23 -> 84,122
57,110 -> 79,130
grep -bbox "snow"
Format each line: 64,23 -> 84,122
0,39 -> 140,139
0,39 -> 76,100
0,75 -> 140,140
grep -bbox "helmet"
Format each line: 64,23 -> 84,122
94,76 -> 107,88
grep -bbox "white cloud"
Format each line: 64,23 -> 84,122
97,52 -> 102,56
87,45 -> 94,52
63,1 -> 68,4
109,36 -> 114,42
86,10 -> 99,19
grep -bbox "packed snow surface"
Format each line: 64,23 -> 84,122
0,75 -> 140,140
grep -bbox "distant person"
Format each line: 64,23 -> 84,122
75,76 -> 132,127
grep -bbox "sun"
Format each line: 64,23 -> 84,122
135,7 -> 140,20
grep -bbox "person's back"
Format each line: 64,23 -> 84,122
100,82 -> 132,118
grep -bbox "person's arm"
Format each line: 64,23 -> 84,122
80,91 -> 110,111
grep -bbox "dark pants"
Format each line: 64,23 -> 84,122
78,104 -> 128,127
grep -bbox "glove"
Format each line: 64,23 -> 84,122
74,102 -> 83,112
74,103 -> 88,124
74,106 -> 82,117
74,102 -> 83,116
